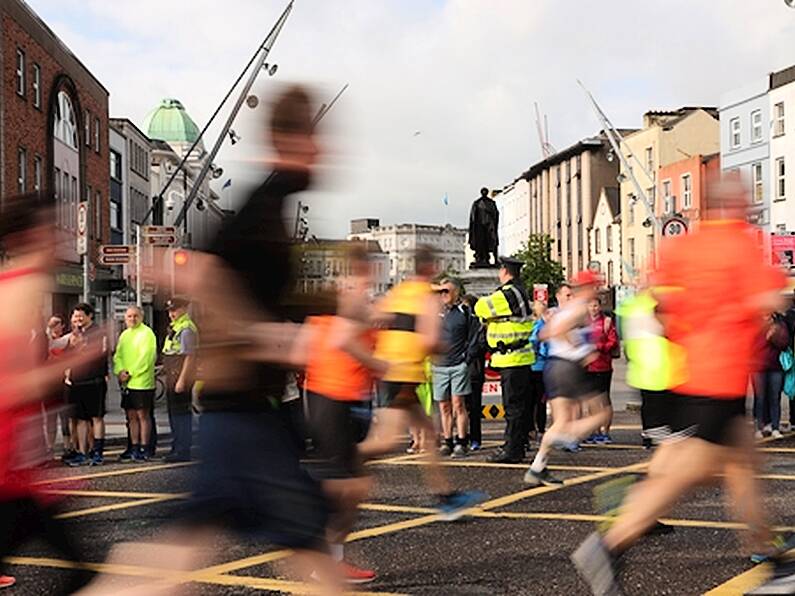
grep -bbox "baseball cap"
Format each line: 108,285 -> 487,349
571,270 -> 601,287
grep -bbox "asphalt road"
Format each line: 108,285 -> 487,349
6,406 -> 795,595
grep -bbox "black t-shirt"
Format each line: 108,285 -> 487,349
69,325 -> 108,384
201,169 -> 309,412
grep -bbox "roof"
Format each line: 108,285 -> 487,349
771,64 -> 795,91
638,107 -> 718,132
143,99 -> 201,144
109,118 -> 150,143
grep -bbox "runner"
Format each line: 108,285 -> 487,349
359,245 -> 485,520
524,274 -> 612,487
571,177 -> 795,595
302,242 -> 385,583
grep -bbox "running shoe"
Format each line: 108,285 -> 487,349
118,448 -> 134,463
406,443 -> 418,454
583,434 -> 598,444
61,449 -> 78,464
571,531 -> 624,596
470,441 -> 481,451
750,534 -> 792,564
67,453 -> 89,467
451,444 -> 468,459
436,490 -> 487,521
439,443 -> 452,457
746,555 -> 795,594
596,433 -> 614,445
523,467 -> 564,487
561,442 -> 582,453
89,451 -> 104,466
772,430 -> 784,439
339,561 -> 377,584
0,576 -> 15,589
763,424 -> 773,437
132,447 -> 149,463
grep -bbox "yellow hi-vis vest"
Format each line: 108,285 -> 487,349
374,279 -> 431,383
474,282 -> 535,369
617,291 -> 687,391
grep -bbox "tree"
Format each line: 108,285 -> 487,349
513,234 -> 565,295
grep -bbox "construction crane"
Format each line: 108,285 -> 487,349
534,102 -> 556,158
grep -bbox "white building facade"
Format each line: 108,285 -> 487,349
588,187 -> 622,288
770,66 -> 795,233
495,178 -> 530,257
348,221 -> 467,283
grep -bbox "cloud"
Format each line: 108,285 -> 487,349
26,0 -> 795,237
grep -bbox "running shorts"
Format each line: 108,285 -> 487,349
640,389 -> 674,443
306,391 -> 369,479
543,358 -> 594,400
121,388 -> 155,411
70,380 -> 107,421
670,394 -> 746,446
587,370 -> 613,403
376,381 -> 421,409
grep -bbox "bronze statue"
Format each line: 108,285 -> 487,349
469,187 -> 499,268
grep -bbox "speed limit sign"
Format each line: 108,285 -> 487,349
661,217 -> 688,237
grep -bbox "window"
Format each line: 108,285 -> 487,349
628,238 -> 636,268
594,228 -> 601,254
54,92 -> 79,149
32,63 -> 41,108
647,186 -> 656,208
776,157 -> 786,201
606,225 -> 613,253
94,118 -> 100,153
110,201 -> 121,231
645,147 -> 653,175
681,174 -> 692,208
110,150 -> 121,180
662,179 -> 672,214
84,110 -> 91,147
15,49 -> 25,96
775,102 -> 785,137
730,117 -> 741,149
627,195 -> 635,225
751,110 -> 763,144
752,162 -> 763,204
33,155 -> 42,192
607,261 -> 614,287
95,191 -> 102,241
17,148 -> 26,193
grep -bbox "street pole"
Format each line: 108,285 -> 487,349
135,223 -> 142,308
174,1 -> 294,229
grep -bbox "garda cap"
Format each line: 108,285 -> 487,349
165,297 -> 189,311
498,256 -> 524,270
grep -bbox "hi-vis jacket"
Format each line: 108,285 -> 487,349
474,281 -> 535,368
616,290 -> 687,391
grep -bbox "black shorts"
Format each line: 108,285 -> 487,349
70,381 -> 107,421
121,388 -> 155,411
307,391 -> 369,479
588,370 -> 613,403
543,358 -> 595,400
377,381 -> 421,409
185,409 -> 329,551
640,389 -> 675,443
670,393 -> 746,446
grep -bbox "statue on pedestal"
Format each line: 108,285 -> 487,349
468,187 -> 499,268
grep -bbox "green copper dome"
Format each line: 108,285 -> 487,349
143,98 -> 200,144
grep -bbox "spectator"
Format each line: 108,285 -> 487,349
44,315 -> 72,460
462,294 -> 486,451
113,306 -> 158,462
528,300 -> 549,445
65,303 -> 108,467
584,296 -> 620,444
431,278 -> 473,458
753,312 -> 789,439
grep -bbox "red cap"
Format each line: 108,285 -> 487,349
571,270 -> 601,287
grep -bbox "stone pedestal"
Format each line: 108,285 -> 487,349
459,267 -> 500,298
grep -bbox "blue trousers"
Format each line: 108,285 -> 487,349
752,371 -> 783,431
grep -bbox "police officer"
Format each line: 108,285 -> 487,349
475,256 -> 535,463
162,297 -> 198,462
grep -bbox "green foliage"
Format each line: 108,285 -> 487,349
513,234 -> 565,294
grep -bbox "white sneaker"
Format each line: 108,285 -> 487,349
763,424 -> 773,437
772,430 -> 783,439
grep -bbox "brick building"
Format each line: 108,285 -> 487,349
1,0 -> 110,317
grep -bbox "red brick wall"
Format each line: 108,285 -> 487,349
2,12 -> 109,261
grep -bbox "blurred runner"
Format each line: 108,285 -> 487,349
572,177 -> 793,595
360,246 -> 486,520
0,193 -> 101,594
302,243 -> 385,583
113,306 -> 157,463
524,274 -> 611,487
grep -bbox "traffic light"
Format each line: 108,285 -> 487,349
173,249 -> 189,267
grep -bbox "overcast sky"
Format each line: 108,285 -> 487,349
27,0 -> 795,238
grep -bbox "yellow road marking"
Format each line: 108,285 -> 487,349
56,495 -> 184,520
44,489 -> 185,499
373,459 -> 613,472
703,564 -> 772,595
33,461 -> 197,485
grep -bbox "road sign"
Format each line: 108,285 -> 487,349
661,216 -> 688,237
77,202 -> 88,255
533,283 -> 548,305
99,244 -> 135,266
772,233 -> 795,271
142,225 -> 178,247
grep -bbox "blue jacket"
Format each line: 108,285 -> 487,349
530,318 -> 549,372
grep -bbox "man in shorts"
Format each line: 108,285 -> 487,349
525,274 -> 612,486
113,306 -> 157,462
572,177 -> 794,595
431,277 -> 473,458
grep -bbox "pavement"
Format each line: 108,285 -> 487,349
7,403 -> 795,595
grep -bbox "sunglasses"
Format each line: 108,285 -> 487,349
437,288 -> 451,295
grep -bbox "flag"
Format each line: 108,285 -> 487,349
442,192 -> 448,206
222,179 -> 232,190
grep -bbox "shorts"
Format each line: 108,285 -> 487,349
670,393 -> 746,447
431,362 -> 471,401
121,388 -> 155,411
376,382 -> 421,409
543,358 -> 595,400
640,389 -> 674,443
307,391 -> 369,479
587,370 -> 613,403
70,381 -> 107,421
185,409 -> 329,551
